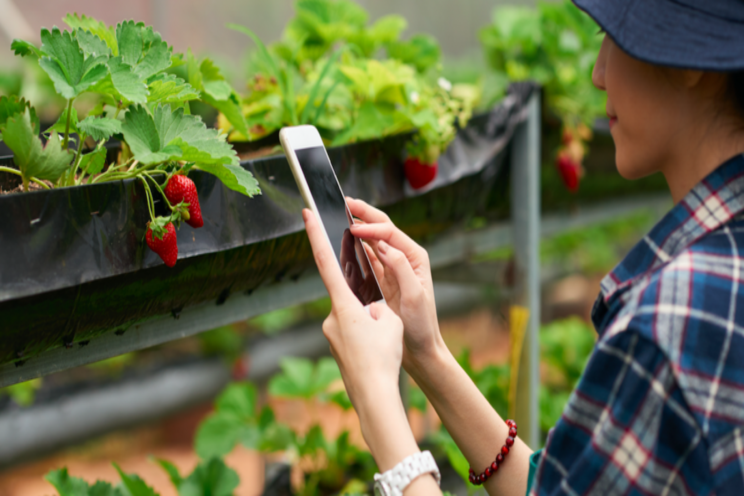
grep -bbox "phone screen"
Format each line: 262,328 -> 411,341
295,146 -> 384,305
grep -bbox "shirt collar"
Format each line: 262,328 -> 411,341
600,154 -> 744,302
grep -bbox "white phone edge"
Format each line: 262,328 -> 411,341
279,125 -> 386,307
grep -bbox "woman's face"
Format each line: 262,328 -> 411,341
592,36 -> 688,179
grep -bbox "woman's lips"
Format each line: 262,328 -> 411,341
609,116 -> 618,129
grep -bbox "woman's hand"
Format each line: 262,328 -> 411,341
303,208 -> 442,489
346,198 -> 446,374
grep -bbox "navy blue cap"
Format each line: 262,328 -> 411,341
573,0 -> 744,71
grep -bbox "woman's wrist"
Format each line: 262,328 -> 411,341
356,376 -> 421,472
404,336 -> 453,387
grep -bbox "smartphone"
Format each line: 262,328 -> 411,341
280,125 -> 385,307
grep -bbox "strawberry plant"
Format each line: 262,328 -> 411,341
220,0 -> 477,189
479,0 -> 605,192
2,15 -> 261,266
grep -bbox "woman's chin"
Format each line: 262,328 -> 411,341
615,153 -> 658,180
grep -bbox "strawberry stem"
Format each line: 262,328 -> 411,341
0,166 -> 50,190
139,176 -> 157,222
62,99 -> 73,150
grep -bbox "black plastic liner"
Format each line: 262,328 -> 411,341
0,83 -> 536,366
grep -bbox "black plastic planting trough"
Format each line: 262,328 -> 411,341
0,83 -> 536,367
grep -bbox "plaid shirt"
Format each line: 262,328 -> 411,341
531,155 -> 744,496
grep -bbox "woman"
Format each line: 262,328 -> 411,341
302,0 -> 744,494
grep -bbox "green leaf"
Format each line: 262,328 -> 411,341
0,95 -> 39,134
38,27 -> 108,99
89,481 -> 123,496
180,459 -> 239,496
45,468 -> 91,496
116,21 -> 172,80
314,357 -> 342,391
78,116 -> 122,141
64,13 -> 118,55
269,357 -> 314,399
194,414 -> 247,459
78,147 -> 107,175
75,29 -> 112,57
195,162 -> 261,196
2,109 -> 74,185
113,464 -> 160,496
147,74 -> 199,105
45,106 -> 79,136
155,458 -> 183,489
104,56 -> 149,104
387,34 -> 441,73
10,39 -> 42,58
121,104 -> 238,166
216,382 -> 258,419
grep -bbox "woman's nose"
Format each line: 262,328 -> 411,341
592,35 -> 609,91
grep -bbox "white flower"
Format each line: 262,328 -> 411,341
437,77 -> 452,92
410,91 -> 420,104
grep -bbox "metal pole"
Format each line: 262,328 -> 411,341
510,93 -> 541,448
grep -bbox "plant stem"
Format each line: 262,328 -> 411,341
62,99 -> 73,150
0,166 -> 50,190
143,172 -> 173,211
70,132 -> 88,185
139,176 -> 156,222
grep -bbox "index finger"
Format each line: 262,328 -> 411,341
346,197 -> 389,224
303,209 -> 363,310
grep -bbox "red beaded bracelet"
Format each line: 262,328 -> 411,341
468,419 -> 518,486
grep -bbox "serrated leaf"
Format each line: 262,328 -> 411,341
78,116 -> 122,141
64,13 -> 118,55
75,29 -> 112,57
10,39 -> 42,58
269,357 -> 314,398
45,106 -> 79,136
314,357 -> 342,391
105,56 -> 149,104
78,147 -> 107,175
198,58 -> 232,100
121,104 -> 238,166
0,96 -> 39,133
180,459 -> 240,496
196,162 -> 261,197
45,468 -> 91,496
2,109 -> 74,185
113,464 -> 160,496
39,27 -> 108,99
147,74 -> 199,105
116,21 -> 172,80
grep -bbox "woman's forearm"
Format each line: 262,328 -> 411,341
407,342 -> 532,496
356,377 -> 442,495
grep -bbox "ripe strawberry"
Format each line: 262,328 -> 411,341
146,221 -> 178,267
404,157 -> 438,190
556,153 -> 581,193
164,174 -> 203,228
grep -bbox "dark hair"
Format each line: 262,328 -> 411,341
728,71 -> 744,119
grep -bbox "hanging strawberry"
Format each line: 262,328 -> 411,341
555,125 -> 589,193
404,156 -> 438,190
146,220 -> 178,268
164,174 -> 204,228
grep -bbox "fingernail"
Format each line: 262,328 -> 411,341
378,240 -> 388,254
345,262 -> 353,277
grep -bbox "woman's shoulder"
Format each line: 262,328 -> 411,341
602,220 -> 744,440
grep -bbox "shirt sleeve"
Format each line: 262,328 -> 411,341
530,330 -> 711,496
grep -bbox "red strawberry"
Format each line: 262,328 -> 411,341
556,153 -> 581,193
164,174 -> 203,228
404,157 -> 438,190
146,221 -> 178,267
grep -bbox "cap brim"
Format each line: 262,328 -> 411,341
574,0 -> 744,71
